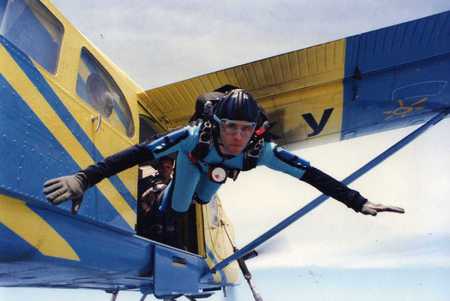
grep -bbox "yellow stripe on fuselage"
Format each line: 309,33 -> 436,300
0,46 -> 136,227
0,194 -> 80,261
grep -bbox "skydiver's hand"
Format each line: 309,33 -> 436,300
360,200 -> 405,216
43,173 -> 87,205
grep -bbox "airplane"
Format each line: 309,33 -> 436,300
0,0 -> 449,300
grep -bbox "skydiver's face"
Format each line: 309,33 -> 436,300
218,119 -> 255,156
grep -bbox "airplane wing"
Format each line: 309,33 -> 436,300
139,10 -> 450,147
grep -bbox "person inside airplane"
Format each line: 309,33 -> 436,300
138,156 -> 175,242
43,89 -> 405,235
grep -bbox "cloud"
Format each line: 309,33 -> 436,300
220,120 -> 450,270
351,233 -> 450,267
53,0 -> 450,87
244,232 -> 450,269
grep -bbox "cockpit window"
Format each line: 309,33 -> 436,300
0,0 -> 7,24
76,48 -> 135,137
139,115 -> 158,143
0,0 -> 63,74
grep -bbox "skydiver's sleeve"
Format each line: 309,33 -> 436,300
258,142 -> 310,179
258,142 -> 367,212
301,167 -> 367,212
82,126 -> 196,187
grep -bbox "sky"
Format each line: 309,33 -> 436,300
2,1 -> 450,300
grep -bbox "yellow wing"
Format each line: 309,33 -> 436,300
139,39 -> 346,147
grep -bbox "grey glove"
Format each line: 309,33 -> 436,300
43,173 -> 87,205
360,200 -> 405,216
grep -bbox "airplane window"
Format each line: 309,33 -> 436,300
0,0 -> 6,24
76,48 -> 135,137
0,0 -> 63,74
139,115 -> 158,143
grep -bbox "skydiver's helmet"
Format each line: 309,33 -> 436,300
214,89 -> 262,125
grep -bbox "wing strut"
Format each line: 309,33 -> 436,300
221,220 -> 264,301
209,109 -> 449,274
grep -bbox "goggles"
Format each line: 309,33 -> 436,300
214,115 -> 256,137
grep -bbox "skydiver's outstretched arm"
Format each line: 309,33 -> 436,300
301,166 -> 405,215
43,127 -> 194,205
43,142 -> 154,205
301,166 -> 367,212
258,143 -> 405,215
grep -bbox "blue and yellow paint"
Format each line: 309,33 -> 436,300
2,0 -> 449,295
341,10 -> 450,140
0,194 -> 79,261
0,0 -> 236,293
0,36 -> 135,230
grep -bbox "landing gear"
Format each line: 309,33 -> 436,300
107,290 -> 119,301
107,291 -> 198,301
161,295 -> 201,301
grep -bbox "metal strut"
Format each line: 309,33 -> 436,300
110,290 -> 119,301
221,221 -> 264,301
209,110 -> 449,274
139,293 -> 148,301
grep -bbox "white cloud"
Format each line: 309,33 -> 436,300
219,119 -> 450,269
53,0 -> 450,88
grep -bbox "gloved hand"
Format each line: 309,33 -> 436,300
43,173 -> 88,205
141,183 -> 167,213
360,200 -> 405,216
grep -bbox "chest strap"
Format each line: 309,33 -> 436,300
242,121 -> 271,171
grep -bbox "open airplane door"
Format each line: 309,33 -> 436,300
201,196 -> 240,285
150,197 -> 236,297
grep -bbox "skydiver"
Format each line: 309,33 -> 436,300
43,89 -> 405,223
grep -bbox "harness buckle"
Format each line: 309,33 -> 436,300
208,166 -> 241,183
209,166 -> 228,184
247,139 -> 264,158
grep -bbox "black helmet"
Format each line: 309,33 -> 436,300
214,89 -> 261,123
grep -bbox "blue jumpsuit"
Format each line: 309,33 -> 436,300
145,124 -> 310,212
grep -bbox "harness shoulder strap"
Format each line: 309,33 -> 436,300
189,121 -> 213,163
242,120 -> 272,171
242,138 -> 264,171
